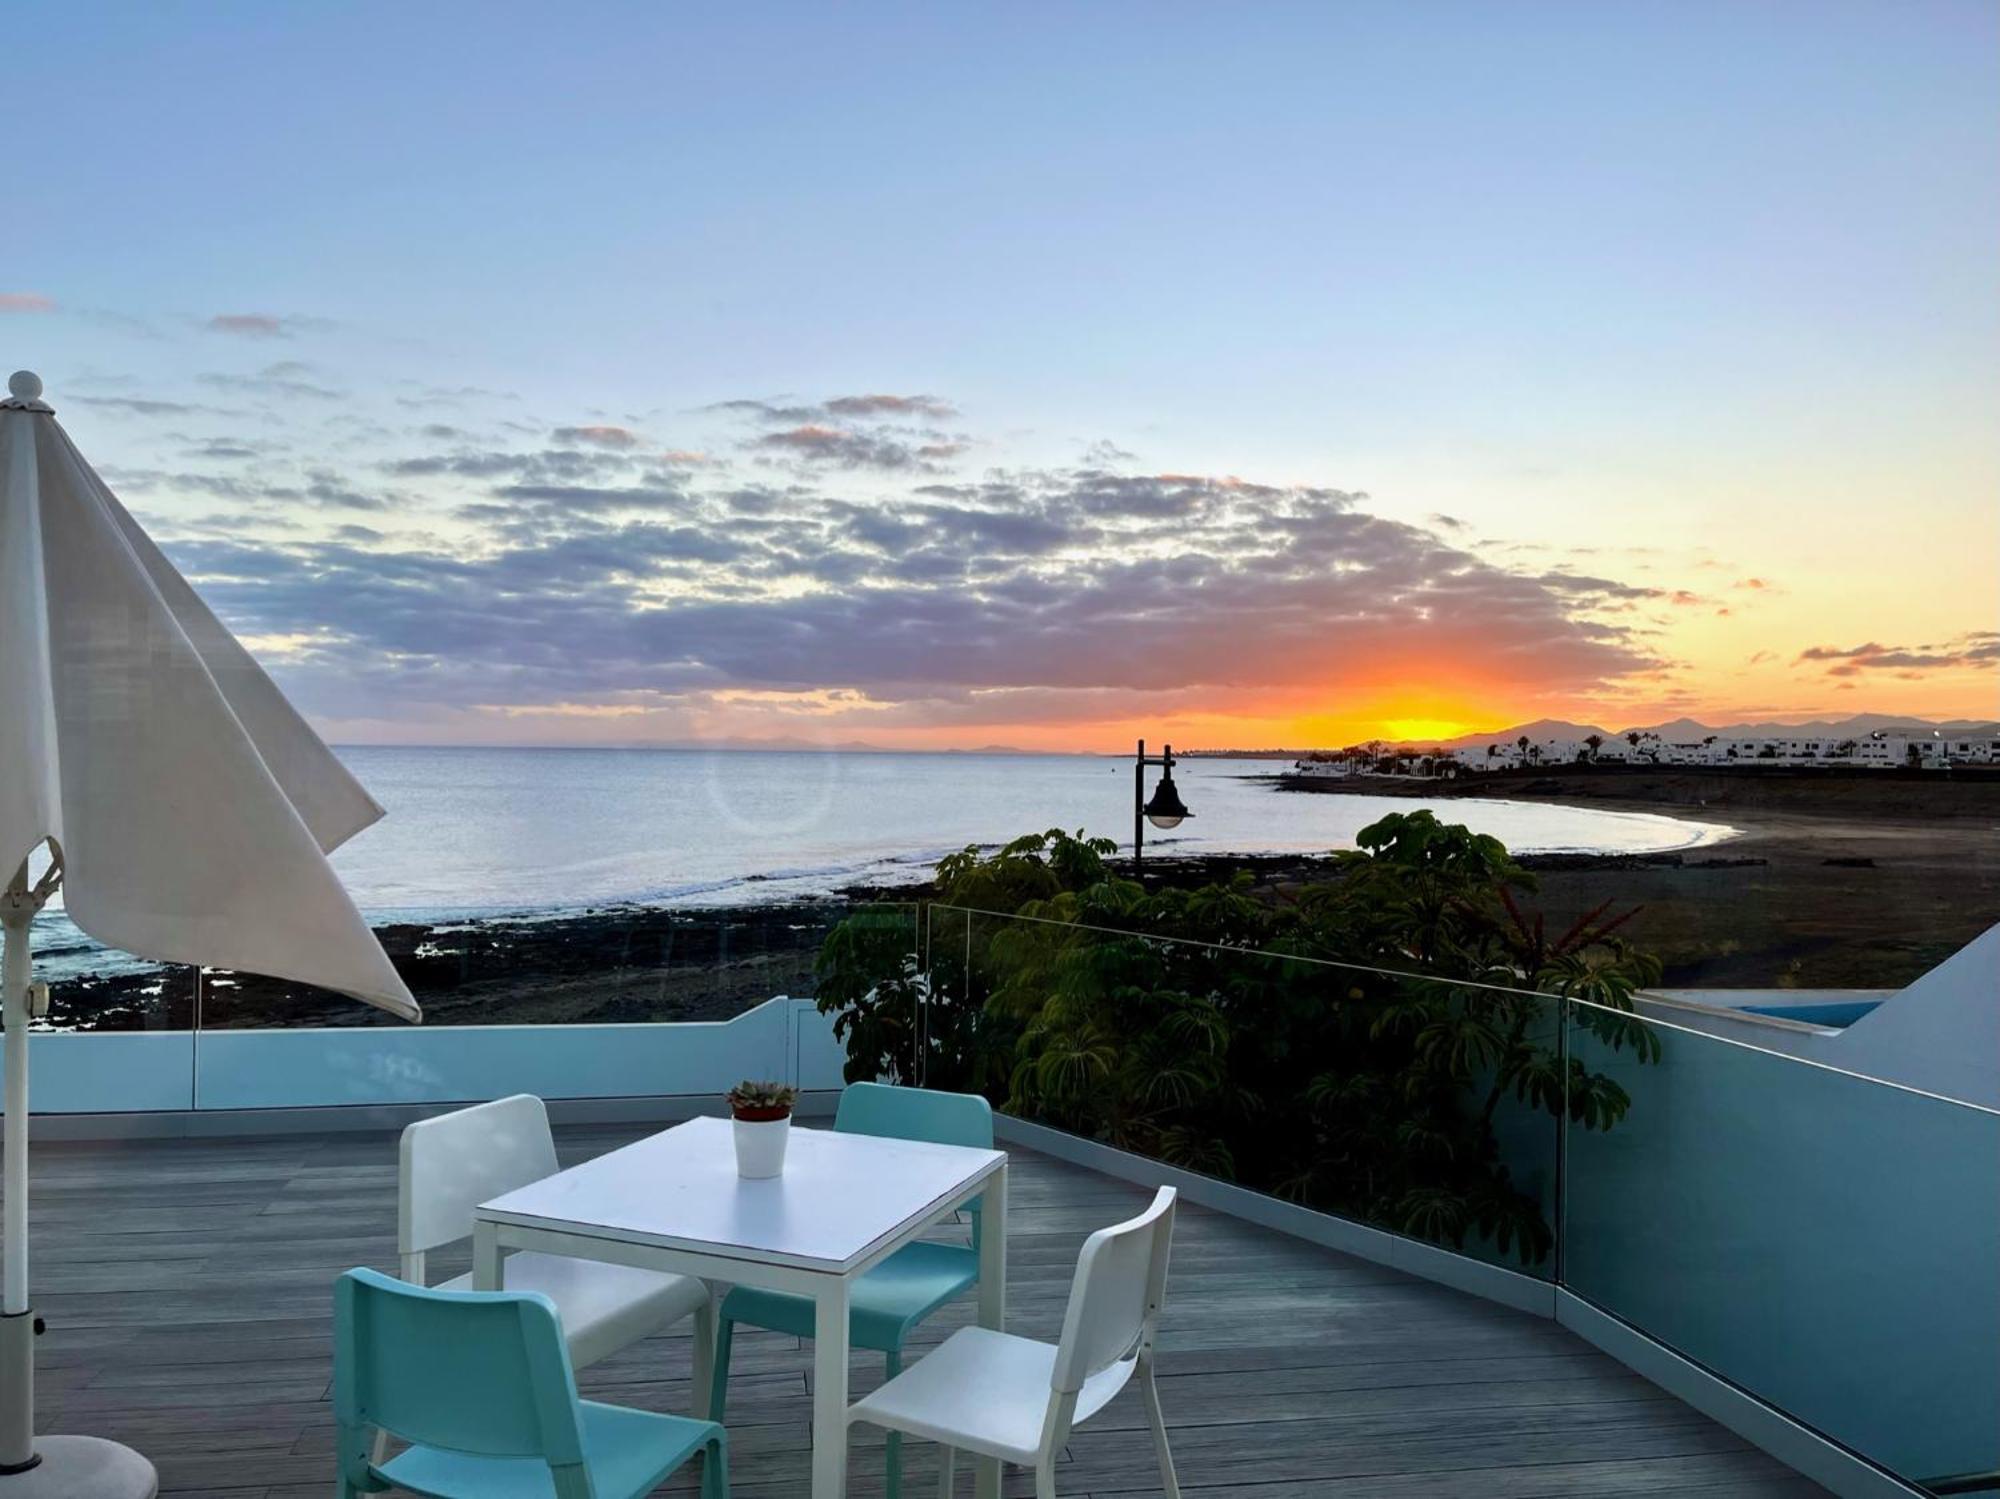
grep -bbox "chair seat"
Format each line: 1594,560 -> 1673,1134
380,1399 -> 717,1499
848,1326 -> 1135,1464
721,1239 -> 978,1350
439,1252 -> 709,1369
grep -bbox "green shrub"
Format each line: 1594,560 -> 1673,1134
814,812 -> 1660,1265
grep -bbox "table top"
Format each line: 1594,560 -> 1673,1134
476,1116 -> 1006,1273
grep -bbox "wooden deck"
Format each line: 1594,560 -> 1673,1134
15,1122 -> 1826,1498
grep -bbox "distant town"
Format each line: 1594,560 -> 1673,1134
1281,722 -> 2000,779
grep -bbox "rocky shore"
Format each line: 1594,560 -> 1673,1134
48,901 -> 880,1032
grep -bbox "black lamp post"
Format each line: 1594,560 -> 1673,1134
1133,739 -> 1193,866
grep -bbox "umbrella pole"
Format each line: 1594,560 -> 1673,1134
1,873 -> 34,1473
0,869 -> 157,1497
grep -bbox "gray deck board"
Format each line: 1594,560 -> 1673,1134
6,1122 -> 1823,1497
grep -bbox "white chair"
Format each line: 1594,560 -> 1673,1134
397,1094 -> 716,1403
849,1185 -> 1179,1499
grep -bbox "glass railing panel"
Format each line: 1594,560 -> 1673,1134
913,905 -> 1576,1279
802,900 -> 931,1086
1563,1004 -> 2000,1488
913,902 -> 975,1091
28,908 -> 193,1032
186,903 -> 915,1028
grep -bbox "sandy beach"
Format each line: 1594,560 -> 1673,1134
1272,766 -> 2000,988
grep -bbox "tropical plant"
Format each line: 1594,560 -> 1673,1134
813,812 -> 1663,1266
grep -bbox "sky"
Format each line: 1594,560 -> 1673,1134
8,1 -> 1997,751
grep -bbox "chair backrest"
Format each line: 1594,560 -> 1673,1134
1049,1186 -> 1177,1395
334,1268 -> 588,1485
834,1081 -> 993,1150
399,1094 -> 559,1277
835,1082 -> 994,1244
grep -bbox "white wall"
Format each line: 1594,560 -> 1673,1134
5,996 -> 848,1115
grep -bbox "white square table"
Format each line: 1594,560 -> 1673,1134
472,1114 -> 1009,1499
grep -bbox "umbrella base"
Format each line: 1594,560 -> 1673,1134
0,1437 -> 157,1497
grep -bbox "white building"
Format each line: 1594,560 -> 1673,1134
1438,726 -> 1997,775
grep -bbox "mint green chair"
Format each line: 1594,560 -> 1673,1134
709,1083 -> 993,1499
335,1267 -> 728,1499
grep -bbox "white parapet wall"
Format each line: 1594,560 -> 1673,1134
1,996 -> 852,1121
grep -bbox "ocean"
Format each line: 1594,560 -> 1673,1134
31,748 -> 1735,981
324,748 -> 1734,914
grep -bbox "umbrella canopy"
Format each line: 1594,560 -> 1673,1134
0,371 -> 415,1017
0,370 -> 414,1492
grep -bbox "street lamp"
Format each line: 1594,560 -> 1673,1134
1133,739 -> 1193,865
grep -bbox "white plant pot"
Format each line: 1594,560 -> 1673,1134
733,1115 -> 791,1178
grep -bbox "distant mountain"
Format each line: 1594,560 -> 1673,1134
1427,719 -> 1610,750
1410,713 -> 1999,752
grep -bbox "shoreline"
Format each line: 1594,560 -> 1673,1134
41,768 -> 1997,1031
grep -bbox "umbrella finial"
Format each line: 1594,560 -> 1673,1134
3,370 -> 52,413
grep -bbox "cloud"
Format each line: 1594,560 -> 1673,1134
384,443 -> 644,486
395,383 -> 520,409
1795,634 -> 1999,674
98,464 -> 392,512
69,394 -> 209,416
180,437 -> 272,460
822,394 -> 956,419
706,398 -> 823,424
752,425 -> 938,470
205,312 -> 333,339
1535,570 -> 1665,603
160,447 -> 1669,737
1082,439 -> 1138,465
207,313 -> 288,337
551,425 -> 641,448
711,393 -> 956,424
199,362 -> 344,400
0,293 -> 54,313
485,483 -> 687,513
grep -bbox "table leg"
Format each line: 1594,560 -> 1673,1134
975,1164 -> 1008,1499
812,1276 -> 851,1499
472,1220 -> 500,1292
690,1284 -> 717,1422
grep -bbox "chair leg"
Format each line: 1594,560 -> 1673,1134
1034,1455 -> 1060,1499
708,1315 -> 736,1424
1139,1361 -> 1180,1499
937,1442 -> 955,1498
341,1421 -> 379,1497
883,1348 -> 904,1499
701,1432 -> 731,1499
691,1287 -> 718,1421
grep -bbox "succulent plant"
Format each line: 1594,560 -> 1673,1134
727,1079 -> 798,1120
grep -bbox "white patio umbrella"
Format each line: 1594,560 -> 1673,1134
0,370 -> 419,1497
